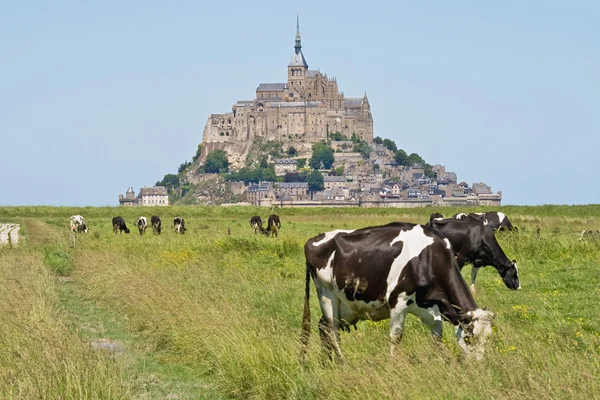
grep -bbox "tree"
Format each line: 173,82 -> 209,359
350,132 -> 360,143
287,146 -> 298,157
307,170 -> 324,192
373,136 -> 384,145
284,171 -> 307,182
156,174 -> 179,191
309,143 -> 334,170
353,140 -> 373,159
204,150 -> 229,173
394,149 -> 409,166
383,138 -> 397,152
407,152 -> 424,166
423,163 -> 435,179
178,160 -> 191,174
192,144 -> 203,162
330,132 -> 346,141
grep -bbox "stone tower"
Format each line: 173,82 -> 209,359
287,11 -> 308,92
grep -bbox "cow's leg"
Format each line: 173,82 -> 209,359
389,300 -> 409,357
411,304 -> 443,341
470,266 -> 481,292
315,285 -> 344,362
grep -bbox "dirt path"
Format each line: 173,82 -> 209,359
0,224 -> 20,246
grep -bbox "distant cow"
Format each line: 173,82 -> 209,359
579,229 -> 600,240
428,218 -> 520,291
300,223 -> 495,362
136,216 -> 148,235
69,215 -> 88,233
112,216 -> 130,234
453,212 -> 517,232
263,214 -> 281,238
173,217 -> 186,234
250,216 -> 263,234
151,216 -> 162,235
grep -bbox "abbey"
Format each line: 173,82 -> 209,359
202,15 -> 374,147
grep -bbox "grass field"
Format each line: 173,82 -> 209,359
1,205 -> 599,399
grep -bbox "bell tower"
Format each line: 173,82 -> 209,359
287,11 -> 308,92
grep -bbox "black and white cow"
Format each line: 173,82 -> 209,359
429,212 -> 445,222
428,218 -> 520,291
151,216 -> 162,235
263,214 -> 281,238
112,216 -> 130,234
136,216 -> 148,235
579,229 -> 600,240
453,212 -> 517,232
173,217 -> 186,234
250,216 -> 263,234
300,223 -> 495,362
69,215 -> 88,233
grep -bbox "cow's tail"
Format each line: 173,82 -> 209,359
299,261 -> 311,362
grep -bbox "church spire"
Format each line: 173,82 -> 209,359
295,8 -> 302,53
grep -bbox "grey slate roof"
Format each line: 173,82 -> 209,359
266,101 -> 324,108
276,182 -> 308,188
324,176 -> 346,182
307,70 -> 320,77
274,159 -> 298,165
257,83 -> 287,92
344,97 -> 363,108
139,186 -> 168,196
289,50 -> 308,67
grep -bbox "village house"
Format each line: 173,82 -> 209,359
274,182 -> 308,200
274,159 -> 298,176
323,175 -> 347,190
118,186 -> 169,207
247,181 -> 275,206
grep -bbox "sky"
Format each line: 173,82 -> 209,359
1,1 -> 598,206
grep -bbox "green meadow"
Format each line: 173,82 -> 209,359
1,205 -> 599,399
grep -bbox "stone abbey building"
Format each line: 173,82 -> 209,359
201,15 -> 374,148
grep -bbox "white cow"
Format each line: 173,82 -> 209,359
137,216 -> 148,235
69,215 -> 88,233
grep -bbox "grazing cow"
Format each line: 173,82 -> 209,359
151,216 -> 162,235
136,216 -> 148,235
173,217 -> 186,234
263,214 -> 281,238
579,229 -> 600,240
453,212 -> 517,232
428,218 -> 520,291
69,215 -> 88,233
300,223 -> 494,362
250,216 -> 263,234
112,216 -> 130,234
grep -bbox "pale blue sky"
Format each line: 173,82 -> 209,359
1,1 -> 598,206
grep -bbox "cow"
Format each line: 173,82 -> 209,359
579,229 -> 600,240
173,217 -> 186,234
263,214 -> 281,238
69,215 -> 88,233
429,212 -> 445,222
250,216 -> 263,234
112,216 -> 130,234
453,212 -> 517,232
136,216 -> 148,235
151,216 -> 162,235
427,218 -> 520,291
300,223 -> 495,363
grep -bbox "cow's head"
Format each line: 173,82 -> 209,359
456,308 -> 494,360
429,212 -> 444,222
125,227 -> 131,234
77,223 -> 88,233
500,260 -> 520,290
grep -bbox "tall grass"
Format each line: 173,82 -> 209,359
1,206 -> 599,398
0,250 -> 128,399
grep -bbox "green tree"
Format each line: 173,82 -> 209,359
353,140 -> 373,159
192,144 -> 203,162
394,149 -> 409,166
296,158 -> 307,168
156,174 -> 180,191
178,161 -> 191,174
383,138 -> 397,152
330,132 -> 346,141
373,136 -> 383,145
307,170 -> 325,192
407,152 -> 424,166
309,143 -> 334,170
204,150 -> 229,173
261,167 -> 276,182
287,146 -> 298,157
